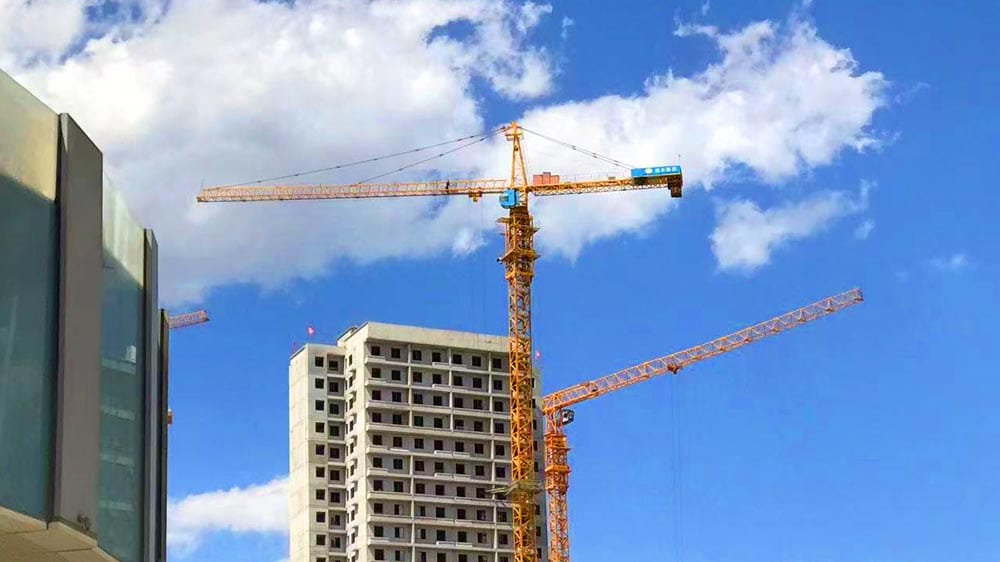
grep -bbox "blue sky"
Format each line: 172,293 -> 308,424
4,0 -> 999,561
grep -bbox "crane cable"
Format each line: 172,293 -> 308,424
519,126 -> 637,170
214,124 -> 630,189
352,129 -> 503,185
212,127 -> 505,189
670,375 -> 686,562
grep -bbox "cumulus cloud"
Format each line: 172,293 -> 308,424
168,476 -> 288,556
3,2 -> 887,303
0,0 -> 88,66
509,19 -> 887,260
710,183 -> 870,272
6,0 -> 553,303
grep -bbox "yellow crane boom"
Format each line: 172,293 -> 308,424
196,173 -> 680,202
540,288 -> 864,562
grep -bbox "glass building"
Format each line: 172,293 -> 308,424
0,69 -> 169,561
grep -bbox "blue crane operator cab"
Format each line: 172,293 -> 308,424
499,189 -> 520,209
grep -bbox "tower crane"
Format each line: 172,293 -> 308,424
165,309 -> 210,425
540,288 -> 864,562
197,122 -> 682,562
167,310 -> 210,330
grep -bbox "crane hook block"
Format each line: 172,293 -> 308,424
499,189 -> 519,209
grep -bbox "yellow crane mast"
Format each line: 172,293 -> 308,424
197,122 -> 683,562
538,288 -> 863,562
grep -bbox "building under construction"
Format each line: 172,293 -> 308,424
289,323 -> 548,562
287,289 -> 861,562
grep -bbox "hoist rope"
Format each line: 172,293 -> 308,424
669,375 -> 686,562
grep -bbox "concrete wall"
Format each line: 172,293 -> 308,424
291,324 -> 548,562
53,113 -> 105,536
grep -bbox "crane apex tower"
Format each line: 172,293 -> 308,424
289,322 -> 548,562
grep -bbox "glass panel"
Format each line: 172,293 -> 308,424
0,69 -> 58,519
98,184 -> 146,562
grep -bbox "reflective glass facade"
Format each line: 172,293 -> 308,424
0,69 -> 168,562
0,69 -> 59,520
99,186 -> 148,562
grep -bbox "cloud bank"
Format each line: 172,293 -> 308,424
2,1 -> 887,303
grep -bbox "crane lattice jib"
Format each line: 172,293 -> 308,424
542,288 -> 864,415
195,175 -> 681,202
541,287 -> 864,562
167,310 -> 209,330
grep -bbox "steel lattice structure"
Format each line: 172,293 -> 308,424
196,122 -> 683,562
539,288 -> 864,562
167,310 -> 209,330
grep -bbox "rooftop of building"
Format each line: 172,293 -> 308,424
291,321 -> 509,360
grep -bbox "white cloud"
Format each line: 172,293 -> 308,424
167,476 -> 288,556
927,252 -> 969,272
854,218 -> 875,240
517,2 -> 553,33
0,0 -> 88,66
560,16 -> 574,40
510,19 -> 886,260
3,3 -> 887,303
701,1 -> 712,16
710,184 -> 869,272
5,0 -> 553,303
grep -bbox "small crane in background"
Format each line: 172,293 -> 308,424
197,122 -> 682,562
167,309 -> 209,330
539,288 -> 865,562
165,309 -> 210,425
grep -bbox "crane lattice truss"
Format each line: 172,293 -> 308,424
167,310 -> 209,330
540,288 -> 864,562
197,122 -> 683,562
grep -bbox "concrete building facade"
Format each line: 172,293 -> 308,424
289,323 -> 548,562
0,69 -> 169,562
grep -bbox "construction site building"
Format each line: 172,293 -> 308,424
289,322 -> 548,562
